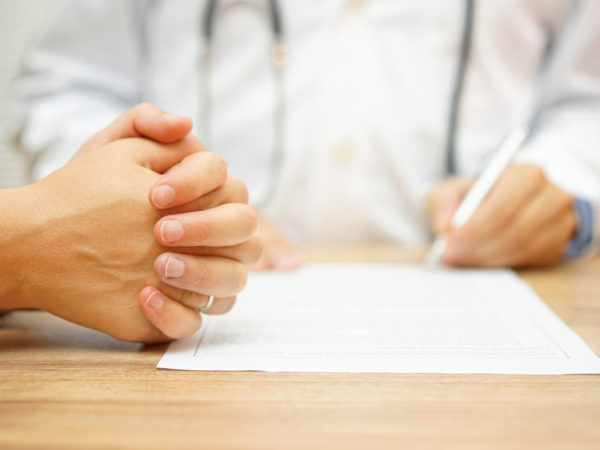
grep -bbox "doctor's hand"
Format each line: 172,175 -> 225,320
249,214 -> 303,271
427,164 -> 577,268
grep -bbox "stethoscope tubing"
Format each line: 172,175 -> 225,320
201,0 -> 286,208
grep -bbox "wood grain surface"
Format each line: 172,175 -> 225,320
1,246 -> 599,449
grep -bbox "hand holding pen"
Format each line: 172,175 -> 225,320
425,128 -> 578,268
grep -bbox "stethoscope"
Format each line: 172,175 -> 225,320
201,0 -> 286,207
199,0 -> 474,206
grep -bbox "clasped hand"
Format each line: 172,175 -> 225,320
12,104 -> 262,343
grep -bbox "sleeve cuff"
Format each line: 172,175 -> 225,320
565,198 -> 594,260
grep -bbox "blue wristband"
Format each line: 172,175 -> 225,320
565,198 -> 594,260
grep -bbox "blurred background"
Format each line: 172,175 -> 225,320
0,0 -> 46,189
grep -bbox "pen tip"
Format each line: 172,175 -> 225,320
424,237 -> 446,269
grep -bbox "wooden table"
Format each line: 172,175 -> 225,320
1,246 -> 599,449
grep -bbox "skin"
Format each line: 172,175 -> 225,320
252,163 -> 576,271
427,164 -> 577,268
0,104 -> 262,343
250,214 -> 304,271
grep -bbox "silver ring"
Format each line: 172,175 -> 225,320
198,295 -> 214,313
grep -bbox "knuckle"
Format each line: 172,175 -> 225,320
525,165 -> 545,185
154,255 -> 165,278
238,204 -> 258,235
499,208 -> 515,227
489,204 -> 512,229
235,263 -> 249,293
230,176 -> 249,204
194,217 -> 211,244
248,236 -> 265,264
220,296 -> 237,314
206,152 -> 228,182
557,191 -> 574,211
182,134 -> 205,153
133,102 -> 156,116
178,290 -> 200,309
503,228 -> 525,253
191,259 -> 216,292
188,146 -> 209,164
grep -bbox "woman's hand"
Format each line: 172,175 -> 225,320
69,104 -> 262,340
2,129 -> 258,343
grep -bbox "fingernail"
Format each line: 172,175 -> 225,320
146,291 -> 164,310
164,256 -> 185,278
151,185 -> 175,208
159,220 -> 184,244
162,113 -> 183,123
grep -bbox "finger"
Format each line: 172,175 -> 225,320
174,235 -> 264,266
158,286 -> 238,315
445,185 -> 558,266
508,205 -> 576,267
176,291 -> 238,315
445,196 -> 576,268
427,177 -> 474,233
165,176 -> 249,214
154,253 -> 248,297
486,184 -> 573,263
454,165 -> 545,244
126,135 -> 203,174
133,111 -> 193,144
139,286 -> 203,340
250,215 -> 303,271
149,152 -> 228,209
79,103 -> 193,155
154,203 -> 257,247
249,246 -> 303,271
250,252 -> 270,271
202,297 -> 237,315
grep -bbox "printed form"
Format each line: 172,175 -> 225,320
158,264 -> 600,374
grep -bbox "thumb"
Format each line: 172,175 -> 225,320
76,103 -> 193,157
427,177 -> 474,233
128,135 -> 205,175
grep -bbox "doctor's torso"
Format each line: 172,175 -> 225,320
121,0 -> 571,243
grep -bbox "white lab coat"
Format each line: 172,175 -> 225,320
14,0 -> 600,248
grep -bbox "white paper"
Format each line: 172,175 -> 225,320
158,264 -> 600,374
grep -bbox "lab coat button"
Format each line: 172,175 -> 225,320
346,0 -> 367,10
333,142 -> 355,165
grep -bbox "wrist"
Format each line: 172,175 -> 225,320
0,184 -> 47,310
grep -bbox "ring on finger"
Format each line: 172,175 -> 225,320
198,295 -> 214,313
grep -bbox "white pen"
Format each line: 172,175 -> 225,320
424,125 -> 531,267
